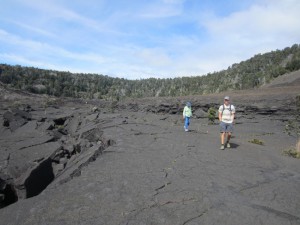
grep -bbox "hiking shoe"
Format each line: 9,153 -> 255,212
226,142 -> 231,148
220,145 -> 225,150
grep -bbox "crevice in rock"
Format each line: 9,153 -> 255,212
0,113 -> 115,211
58,139 -> 115,185
182,210 -> 208,225
0,183 -> 18,209
155,182 -> 171,192
24,158 -> 55,198
18,137 -> 56,150
70,147 -> 103,177
53,117 -> 67,126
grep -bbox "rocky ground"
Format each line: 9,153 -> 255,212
0,71 -> 300,225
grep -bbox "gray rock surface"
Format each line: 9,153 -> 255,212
0,77 -> 300,225
0,96 -> 114,211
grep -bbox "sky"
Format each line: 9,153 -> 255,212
0,0 -> 300,79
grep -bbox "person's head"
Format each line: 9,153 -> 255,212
186,101 -> 191,108
224,96 -> 230,105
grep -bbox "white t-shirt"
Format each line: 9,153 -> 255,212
219,104 -> 235,123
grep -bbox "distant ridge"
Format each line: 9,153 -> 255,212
0,44 -> 300,100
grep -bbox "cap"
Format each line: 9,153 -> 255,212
224,96 -> 230,100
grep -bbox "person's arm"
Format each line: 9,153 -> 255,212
231,113 -> 235,123
231,106 -> 236,123
183,107 -> 186,119
219,111 -> 222,122
218,105 -> 222,121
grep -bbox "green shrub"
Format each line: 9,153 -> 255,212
207,107 -> 217,124
248,139 -> 264,145
282,147 -> 300,159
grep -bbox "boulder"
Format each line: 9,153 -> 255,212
193,108 -> 208,118
3,109 -> 32,131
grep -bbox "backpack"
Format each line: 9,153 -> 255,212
221,104 -> 232,115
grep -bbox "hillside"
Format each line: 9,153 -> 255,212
261,69 -> 300,88
0,64 -> 300,224
0,44 -> 300,100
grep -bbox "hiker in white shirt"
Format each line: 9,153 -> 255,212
218,96 -> 235,150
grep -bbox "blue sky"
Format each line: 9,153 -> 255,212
1,0 -> 300,79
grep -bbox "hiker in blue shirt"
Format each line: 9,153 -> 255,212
183,102 -> 192,132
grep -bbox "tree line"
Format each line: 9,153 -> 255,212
0,44 -> 300,100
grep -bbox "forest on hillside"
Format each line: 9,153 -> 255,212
0,44 -> 300,100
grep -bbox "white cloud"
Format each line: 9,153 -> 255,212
18,0 -> 123,36
0,53 -> 63,70
187,0 -> 300,74
1,0 -> 300,79
203,0 -> 300,48
136,48 -> 172,67
0,29 -> 109,68
8,21 -> 56,38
